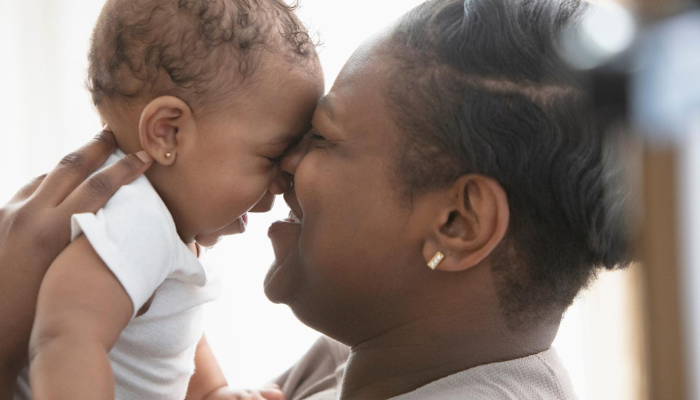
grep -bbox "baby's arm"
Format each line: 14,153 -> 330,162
28,235 -> 133,400
185,335 -> 228,399
186,336 -> 284,400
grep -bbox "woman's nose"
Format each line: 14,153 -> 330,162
269,170 -> 293,195
269,135 -> 309,195
280,135 -> 309,176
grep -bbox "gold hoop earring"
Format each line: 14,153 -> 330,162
427,251 -> 445,270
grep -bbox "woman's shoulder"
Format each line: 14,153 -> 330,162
392,347 -> 577,400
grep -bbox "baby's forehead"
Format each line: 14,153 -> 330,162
202,62 -> 321,145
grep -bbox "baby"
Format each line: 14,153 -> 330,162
16,0 -> 323,399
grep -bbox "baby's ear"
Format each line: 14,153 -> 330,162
139,96 -> 196,166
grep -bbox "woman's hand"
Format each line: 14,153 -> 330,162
0,129 -> 152,398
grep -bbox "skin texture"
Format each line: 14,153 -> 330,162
0,131 -> 152,399
100,52 -> 324,247
263,33 -> 560,399
27,52 -> 323,399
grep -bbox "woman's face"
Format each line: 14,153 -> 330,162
264,35 -> 435,343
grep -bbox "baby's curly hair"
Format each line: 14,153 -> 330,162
87,0 -> 316,113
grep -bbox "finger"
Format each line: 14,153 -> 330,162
249,390 -> 267,400
259,388 -> 285,400
231,392 -> 253,400
10,173 -> 48,202
34,129 -> 117,205
59,152 -> 153,216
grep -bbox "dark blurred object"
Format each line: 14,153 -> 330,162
562,1 -> 700,399
633,8 -> 700,141
589,65 -> 629,126
560,1 -> 635,143
633,7 -> 700,400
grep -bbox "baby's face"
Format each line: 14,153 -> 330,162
171,61 -> 323,247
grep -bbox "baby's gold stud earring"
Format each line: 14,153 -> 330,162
427,251 -> 445,270
165,152 -> 172,158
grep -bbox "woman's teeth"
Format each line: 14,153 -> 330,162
288,210 -> 301,224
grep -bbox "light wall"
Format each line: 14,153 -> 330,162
0,0 -> 643,398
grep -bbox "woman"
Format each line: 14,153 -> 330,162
0,0 -> 628,398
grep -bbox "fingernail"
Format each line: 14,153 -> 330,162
135,151 -> 153,163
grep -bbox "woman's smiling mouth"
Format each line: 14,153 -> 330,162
281,189 -> 304,225
265,187 -> 304,291
286,209 -> 302,224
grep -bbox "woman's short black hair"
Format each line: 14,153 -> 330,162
387,0 -> 632,328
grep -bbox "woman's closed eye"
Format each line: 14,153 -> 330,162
265,132 -> 308,164
308,130 -> 332,149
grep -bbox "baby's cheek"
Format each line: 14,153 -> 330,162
241,176 -> 276,205
212,183 -> 267,220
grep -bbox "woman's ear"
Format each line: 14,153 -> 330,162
422,175 -> 510,272
139,96 -> 196,166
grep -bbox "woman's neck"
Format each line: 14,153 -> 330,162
339,306 -> 559,400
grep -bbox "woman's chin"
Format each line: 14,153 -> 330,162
264,220 -> 303,303
263,258 -> 292,304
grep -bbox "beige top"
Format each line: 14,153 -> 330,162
276,337 -> 577,400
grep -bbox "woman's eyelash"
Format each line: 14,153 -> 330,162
308,130 -> 335,151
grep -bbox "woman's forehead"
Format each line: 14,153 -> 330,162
333,29 -> 394,87
319,76 -> 403,160
328,47 -> 395,113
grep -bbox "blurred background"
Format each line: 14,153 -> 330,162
1,0 -> 698,398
